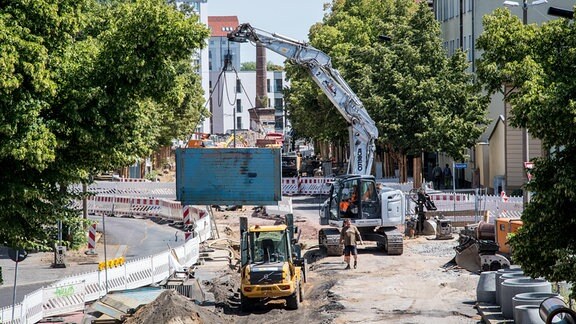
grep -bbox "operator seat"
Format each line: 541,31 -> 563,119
261,239 -> 276,262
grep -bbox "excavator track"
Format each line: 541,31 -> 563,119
319,229 -> 343,256
376,228 -> 403,255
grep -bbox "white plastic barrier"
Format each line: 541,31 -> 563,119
125,257 -> 154,290
299,177 -> 333,195
1,303 -> 23,324
281,178 -> 299,195
42,282 -> 86,317
0,215 -> 207,324
79,181 -> 177,199
24,290 -> 43,324
87,196 -> 182,221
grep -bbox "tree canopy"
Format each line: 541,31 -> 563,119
476,9 -> 576,298
284,0 -> 488,167
240,61 -> 284,71
0,0 -> 209,250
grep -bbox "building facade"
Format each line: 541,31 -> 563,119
434,0 -> 574,193
207,16 -> 288,137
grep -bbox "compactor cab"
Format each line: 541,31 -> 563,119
239,214 -> 306,312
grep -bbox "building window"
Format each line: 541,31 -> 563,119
267,79 -> 271,93
236,99 -> 242,113
236,116 -> 242,129
275,116 -> 284,130
275,79 -> 283,92
236,79 -> 242,93
274,98 -> 283,109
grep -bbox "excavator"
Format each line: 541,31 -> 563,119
228,24 -> 406,256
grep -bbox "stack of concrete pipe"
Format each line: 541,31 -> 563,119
501,278 -> 552,319
513,292 -> 561,323
515,304 -> 545,323
476,266 -> 576,324
476,267 -> 524,305
476,270 -> 497,303
496,269 -> 527,306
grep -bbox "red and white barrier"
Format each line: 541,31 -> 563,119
299,177 -> 333,195
282,177 -> 300,195
182,205 -> 191,225
87,223 -> 97,255
119,177 -> 150,182
429,194 -> 469,202
184,231 -> 193,242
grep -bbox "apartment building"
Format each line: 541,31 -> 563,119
207,16 -> 288,136
434,0 -> 575,193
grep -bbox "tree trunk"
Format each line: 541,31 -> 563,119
413,156 -> 422,189
398,154 -> 408,183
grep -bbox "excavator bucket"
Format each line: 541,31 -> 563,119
454,238 -> 481,272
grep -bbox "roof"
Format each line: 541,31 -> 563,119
488,115 -> 505,141
208,16 -> 239,37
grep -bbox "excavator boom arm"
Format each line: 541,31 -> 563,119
228,23 -> 378,175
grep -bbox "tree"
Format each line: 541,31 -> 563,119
476,9 -> 576,298
240,61 -> 284,71
0,0 -> 209,250
285,0 -> 488,182
241,61 -> 257,71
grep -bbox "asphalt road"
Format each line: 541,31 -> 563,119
0,216 -> 182,309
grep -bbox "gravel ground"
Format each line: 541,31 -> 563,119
197,204 -> 482,324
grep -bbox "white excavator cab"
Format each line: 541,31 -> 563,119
325,175 -> 380,222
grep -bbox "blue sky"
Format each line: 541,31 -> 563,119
205,0 -> 327,65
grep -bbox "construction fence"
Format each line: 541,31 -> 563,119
0,203 -> 212,324
80,179 -> 523,222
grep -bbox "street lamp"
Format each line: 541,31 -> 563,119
548,6 -> 574,19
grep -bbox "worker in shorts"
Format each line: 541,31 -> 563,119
339,219 -> 363,269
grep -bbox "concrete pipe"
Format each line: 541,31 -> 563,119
476,271 -> 497,303
513,293 -> 561,323
516,305 -> 545,324
539,296 -> 576,324
495,269 -> 525,306
501,278 -> 551,319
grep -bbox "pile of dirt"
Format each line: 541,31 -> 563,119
124,290 -> 225,324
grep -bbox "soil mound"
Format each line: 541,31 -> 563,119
124,289 -> 223,324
